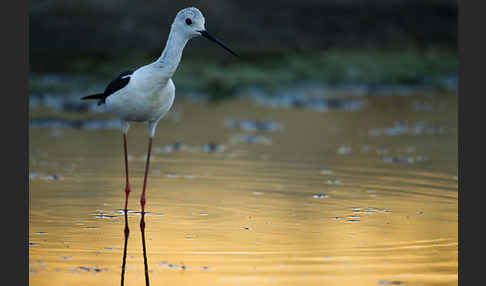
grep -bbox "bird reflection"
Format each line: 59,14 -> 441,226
120,210 -> 129,286
140,212 -> 150,286
120,211 -> 151,286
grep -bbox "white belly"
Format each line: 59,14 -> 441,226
106,78 -> 175,123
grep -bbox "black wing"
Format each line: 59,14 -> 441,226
104,70 -> 133,96
81,70 -> 134,105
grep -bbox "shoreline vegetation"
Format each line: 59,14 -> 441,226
30,1 -> 457,102
30,49 -> 457,103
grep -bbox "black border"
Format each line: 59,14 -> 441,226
459,1 -> 485,285
22,1 -> 466,285
4,0 -> 28,283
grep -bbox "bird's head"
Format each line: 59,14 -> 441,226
173,7 -> 238,57
174,7 -> 206,39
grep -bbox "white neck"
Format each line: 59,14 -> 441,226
152,24 -> 189,78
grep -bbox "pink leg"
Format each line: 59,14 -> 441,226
123,133 -> 131,211
140,136 -> 153,213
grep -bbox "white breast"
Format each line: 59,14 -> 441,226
106,67 -> 176,123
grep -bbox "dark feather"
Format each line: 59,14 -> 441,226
81,93 -> 105,105
81,70 -> 134,105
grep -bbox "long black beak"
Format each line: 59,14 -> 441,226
199,30 -> 238,57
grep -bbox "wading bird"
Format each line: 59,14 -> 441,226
81,7 -> 237,213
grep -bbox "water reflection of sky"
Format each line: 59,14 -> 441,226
29,93 -> 457,286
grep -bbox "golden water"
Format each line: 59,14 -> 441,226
29,94 -> 458,286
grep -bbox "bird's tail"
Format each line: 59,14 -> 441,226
81,93 -> 104,100
81,93 -> 105,105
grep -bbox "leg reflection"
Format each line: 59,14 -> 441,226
140,211 -> 150,286
121,210 -> 129,286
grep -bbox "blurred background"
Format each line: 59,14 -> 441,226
29,0 -> 457,103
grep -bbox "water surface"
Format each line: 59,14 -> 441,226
29,93 -> 457,286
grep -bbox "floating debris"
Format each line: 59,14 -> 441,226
320,169 -> 333,175
241,226 -> 252,230
230,134 -> 272,145
94,214 -> 117,219
377,280 -> 406,285
155,142 -> 187,153
201,142 -> 226,153
30,118 -> 121,130
382,157 -> 416,164
60,256 -> 72,260
363,208 -> 375,214
253,191 -> 264,195
184,233 -> 196,240
29,242 -> 40,247
43,174 -> 63,181
157,262 -> 188,270
374,208 -> 392,214
36,232 -> 48,235
224,119 -> 283,132
249,88 -> 367,112
91,210 -> 118,219
74,266 -> 109,273
30,173 -> 63,181
369,121 -> 448,137
170,264 -> 187,270
154,142 -> 228,154
327,179 -> 342,184
200,266 -> 211,271
413,101 -> 434,112
313,194 -> 328,199
337,145 -> 352,155
369,121 -> 408,136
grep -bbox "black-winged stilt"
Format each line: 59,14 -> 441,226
81,7 -> 237,213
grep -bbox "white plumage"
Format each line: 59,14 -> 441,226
81,7 -> 237,213
106,7 -> 206,136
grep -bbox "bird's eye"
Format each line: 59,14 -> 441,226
185,18 -> 192,25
